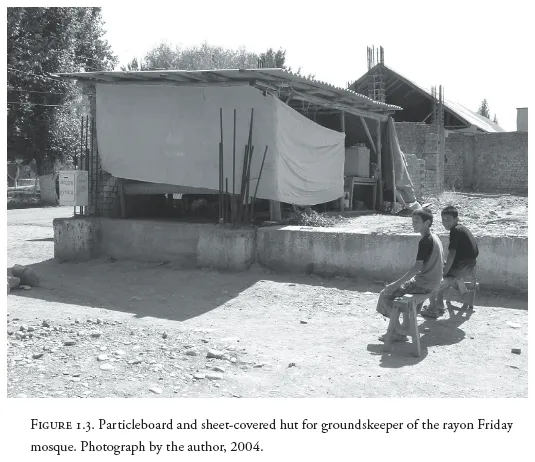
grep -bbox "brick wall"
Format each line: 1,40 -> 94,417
98,172 -> 120,217
445,131 -> 528,194
395,122 -> 444,197
404,153 -> 426,195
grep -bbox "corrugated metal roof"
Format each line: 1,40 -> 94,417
54,68 -> 402,113
351,65 -> 505,133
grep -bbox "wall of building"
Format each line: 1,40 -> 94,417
445,132 -> 528,194
394,122 -> 444,197
38,174 -> 58,205
517,108 -> 528,132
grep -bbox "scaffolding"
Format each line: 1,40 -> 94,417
367,46 -> 385,103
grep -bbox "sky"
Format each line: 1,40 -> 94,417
100,0 -> 529,132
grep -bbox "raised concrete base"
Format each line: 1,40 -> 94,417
98,219 -> 214,266
53,217 -> 99,261
53,218 -> 528,292
256,226 -> 528,293
197,227 -> 256,271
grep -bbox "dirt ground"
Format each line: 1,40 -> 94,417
336,192 -> 528,237
6,206 -> 528,398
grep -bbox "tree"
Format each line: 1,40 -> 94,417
493,114 -> 499,125
131,42 -> 315,79
141,42 -> 258,71
477,98 -> 490,119
7,7 -> 117,175
258,47 -> 315,79
120,57 -> 146,71
258,48 -> 287,68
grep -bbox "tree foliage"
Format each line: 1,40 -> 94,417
140,42 -> 258,71
7,7 -> 117,174
124,43 -> 315,79
477,98 -> 490,119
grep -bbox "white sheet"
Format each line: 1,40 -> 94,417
96,84 -> 345,205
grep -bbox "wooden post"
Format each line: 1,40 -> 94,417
82,84 -> 97,216
376,119 -> 383,211
339,110 -> 346,212
388,118 -> 397,214
269,200 -> 281,221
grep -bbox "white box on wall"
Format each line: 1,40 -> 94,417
59,170 -> 88,206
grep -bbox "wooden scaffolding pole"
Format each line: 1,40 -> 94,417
376,119 -> 383,211
388,119 -> 397,214
339,110 -> 346,212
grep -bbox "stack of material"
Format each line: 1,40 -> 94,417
8,265 -> 40,293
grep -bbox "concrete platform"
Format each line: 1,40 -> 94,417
53,218 -> 528,293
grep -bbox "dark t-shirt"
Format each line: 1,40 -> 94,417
414,233 -> 444,290
449,224 -> 479,262
416,234 -> 433,262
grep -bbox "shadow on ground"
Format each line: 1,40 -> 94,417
8,258 -> 526,326
8,258 -> 384,323
367,305 -> 475,367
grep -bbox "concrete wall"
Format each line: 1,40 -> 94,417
197,227 -> 256,271
38,174 -> 58,205
54,219 -> 527,292
256,227 -> 528,292
98,219 -> 215,266
445,132 -> 528,193
53,218 -> 99,261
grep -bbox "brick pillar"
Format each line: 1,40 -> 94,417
100,173 -> 120,218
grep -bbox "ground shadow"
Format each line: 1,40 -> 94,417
7,259 -> 379,324
26,238 -> 54,242
8,258 -> 526,326
367,305 -> 475,368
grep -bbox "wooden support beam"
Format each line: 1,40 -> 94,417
110,80 -> 251,88
359,116 -> 377,155
339,111 -> 346,212
269,200 -> 281,221
376,119 -> 383,211
422,110 -> 434,123
389,122 -> 397,215
402,88 -> 419,99
385,78 -> 401,91
291,93 -> 388,121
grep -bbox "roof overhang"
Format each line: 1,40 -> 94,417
53,68 -> 402,121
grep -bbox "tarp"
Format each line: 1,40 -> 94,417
384,117 -> 418,206
96,84 -> 345,205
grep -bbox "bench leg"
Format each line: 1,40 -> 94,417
383,306 -> 400,352
409,301 -> 421,357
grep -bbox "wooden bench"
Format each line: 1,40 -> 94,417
384,292 -> 433,357
447,278 -> 479,309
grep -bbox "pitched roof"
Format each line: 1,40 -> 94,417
351,65 -> 505,132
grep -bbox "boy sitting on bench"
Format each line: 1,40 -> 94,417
422,205 -> 479,317
377,208 -> 444,342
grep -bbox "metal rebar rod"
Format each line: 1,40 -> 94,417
218,142 -> 223,222
89,117 -> 94,214
79,116 -> 84,170
232,109 -> 236,223
244,145 -> 254,210
238,144 -> 249,224
85,115 -> 89,170
251,145 -> 269,219
225,177 -> 229,223
232,109 -> 236,196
